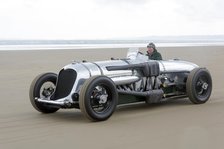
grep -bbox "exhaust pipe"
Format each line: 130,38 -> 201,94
118,89 -> 164,103
118,89 -> 164,97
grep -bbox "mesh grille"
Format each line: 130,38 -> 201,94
53,69 -> 77,100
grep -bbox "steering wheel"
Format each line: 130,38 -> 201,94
138,51 -> 144,55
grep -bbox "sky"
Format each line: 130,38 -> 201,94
0,0 -> 224,39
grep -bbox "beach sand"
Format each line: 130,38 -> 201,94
0,46 -> 224,148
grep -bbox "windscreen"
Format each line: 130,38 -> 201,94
127,48 -> 148,61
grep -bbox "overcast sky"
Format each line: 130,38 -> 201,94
0,0 -> 224,39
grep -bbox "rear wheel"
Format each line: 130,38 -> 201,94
79,76 -> 118,121
29,73 -> 59,113
186,68 -> 212,104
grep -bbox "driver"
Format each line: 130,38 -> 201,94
146,42 -> 162,60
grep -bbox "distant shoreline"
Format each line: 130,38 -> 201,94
1,35 -> 224,50
0,42 -> 224,51
1,35 -> 224,45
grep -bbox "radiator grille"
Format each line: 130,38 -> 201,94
53,69 -> 77,100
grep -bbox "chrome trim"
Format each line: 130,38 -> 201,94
112,76 -> 140,85
159,60 -> 198,73
35,98 -> 66,106
91,62 -> 104,75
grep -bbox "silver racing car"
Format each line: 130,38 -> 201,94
29,48 -> 212,121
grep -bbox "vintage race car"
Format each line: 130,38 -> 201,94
29,48 -> 212,121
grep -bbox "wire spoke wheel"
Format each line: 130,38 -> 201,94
186,68 -> 212,104
90,85 -> 111,113
79,76 -> 118,121
29,73 -> 59,113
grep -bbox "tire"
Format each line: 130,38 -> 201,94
29,73 -> 59,113
79,76 -> 118,121
186,67 -> 212,104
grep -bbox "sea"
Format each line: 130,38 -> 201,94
1,35 -> 224,51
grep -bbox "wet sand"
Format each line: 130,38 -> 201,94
0,46 -> 224,148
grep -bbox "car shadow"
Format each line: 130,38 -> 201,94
33,98 -> 196,123
38,109 -> 89,123
115,98 -> 192,113
39,98 -> 193,123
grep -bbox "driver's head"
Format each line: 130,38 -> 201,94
147,42 -> 155,54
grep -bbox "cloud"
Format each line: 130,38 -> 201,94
95,0 -> 149,5
0,0 -> 224,39
175,0 -> 224,21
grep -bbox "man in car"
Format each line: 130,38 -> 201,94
146,42 -> 162,60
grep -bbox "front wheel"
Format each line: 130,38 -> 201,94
29,73 -> 59,113
186,68 -> 212,104
79,76 -> 118,121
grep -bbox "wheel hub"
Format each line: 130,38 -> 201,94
98,95 -> 108,104
40,82 -> 55,98
196,79 -> 209,95
202,82 -> 208,90
42,87 -> 54,97
89,85 -> 111,113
